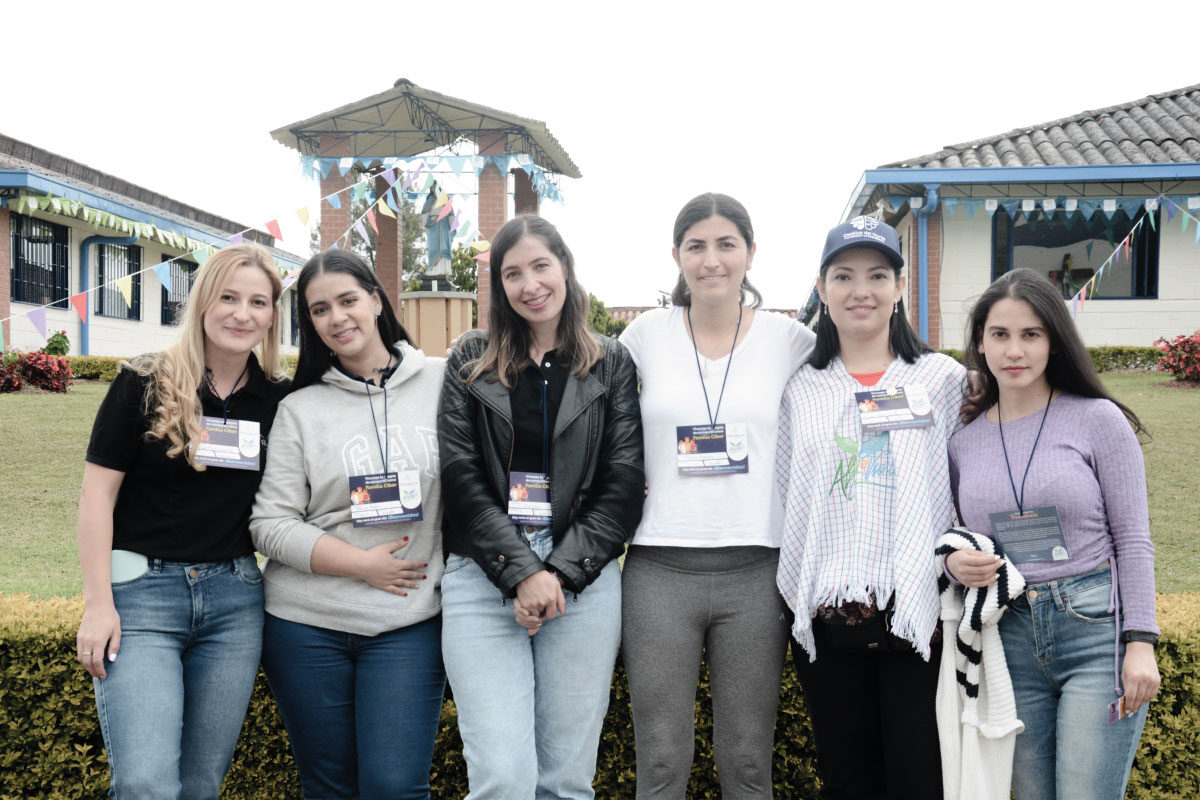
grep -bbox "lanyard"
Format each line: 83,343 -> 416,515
204,361 -> 250,423
360,354 -> 394,472
996,391 -> 1052,514
538,377 -> 549,475
686,304 -> 742,426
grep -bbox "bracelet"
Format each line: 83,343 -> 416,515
1120,630 -> 1159,647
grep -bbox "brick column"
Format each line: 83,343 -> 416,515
513,169 -> 539,216
318,134 -> 354,251
906,210 -> 944,348
374,174 -> 403,309
0,207 -> 10,348
475,131 -> 508,330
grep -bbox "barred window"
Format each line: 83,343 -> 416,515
10,214 -> 70,308
160,257 -> 198,326
96,244 -> 142,320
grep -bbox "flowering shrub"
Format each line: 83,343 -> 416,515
1154,330 -> 1200,382
42,330 -> 70,356
0,351 -> 22,392
0,349 -> 73,392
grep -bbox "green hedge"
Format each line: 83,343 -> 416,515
938,345 -> 1162,374
3,593 -> 1197,798
63,356 -> 123,382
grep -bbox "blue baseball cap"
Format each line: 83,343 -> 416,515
820,216 -> 904,271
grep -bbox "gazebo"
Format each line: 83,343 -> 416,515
270,79 -> 580,349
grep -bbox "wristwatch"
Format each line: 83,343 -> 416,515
1120,630 -> 1159,647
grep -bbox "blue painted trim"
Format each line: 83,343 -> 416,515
914,185 -> 939,343
863,163 -> 1200,186
80,235 -> 138,356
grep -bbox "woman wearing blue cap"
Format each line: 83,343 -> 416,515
775,216 -> 964,799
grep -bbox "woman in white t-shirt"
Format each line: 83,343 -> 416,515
619,193 -> 815,799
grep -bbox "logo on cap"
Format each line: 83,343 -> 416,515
850,216 -> 879,231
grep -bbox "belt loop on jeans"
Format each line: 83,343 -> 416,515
1049,579 -> 1066,612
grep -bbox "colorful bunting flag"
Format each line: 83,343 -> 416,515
366,207 -> 378,235
296,207 -> 310,227
381,168 -> 399,187
152,263 -> 173,293
338,157 -> 353,177
115,276 -> 133,309
327,193 -> 341,210
26,307 -> 47,340
265,220 -> 283,241
194,247 -> 211,266
354,220 -> 369,241
436,200 -> 453,222
385,189 -> 400,214
377,197 -> 395,219
68,293 -> 88,324
229,232 -> 244,246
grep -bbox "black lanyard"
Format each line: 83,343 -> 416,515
360,354 -> 394,472
204,361 -> 250,423
996,391 -> 1053,514
686,305 -> 742,426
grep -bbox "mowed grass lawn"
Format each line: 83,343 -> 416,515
0,374 -> 1197,598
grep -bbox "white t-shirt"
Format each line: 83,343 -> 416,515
619,306 -> 816,548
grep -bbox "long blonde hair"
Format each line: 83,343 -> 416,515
130,244 -> 286,469
465,215 -> 603,387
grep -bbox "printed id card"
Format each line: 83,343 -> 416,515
854,385 -> 934,433
988,505 -> 1068,564
508,471 -> 552,525
675,423 -> 749,475
348,470 -> 423,527
195,416 -> 261,470
1108,695 -> 1135,724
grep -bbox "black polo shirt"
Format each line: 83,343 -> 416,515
85,355 -> 290,562
509,350 -> 568,475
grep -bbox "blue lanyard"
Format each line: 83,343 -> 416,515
686,305 -> 742,425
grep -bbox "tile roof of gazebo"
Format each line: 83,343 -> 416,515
270,78 -> 581,178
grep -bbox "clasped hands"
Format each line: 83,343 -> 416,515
513,569 -> 566,636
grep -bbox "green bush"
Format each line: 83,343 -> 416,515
939,346 -> 1162,373
4,592 -> 1195,798
1089,345 -> 1163,373
63,356 -> 123,383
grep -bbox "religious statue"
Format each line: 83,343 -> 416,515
421,184 -> 453,283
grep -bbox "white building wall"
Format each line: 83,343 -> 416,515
8,211 -> 299,357
937,192 -> 1200,348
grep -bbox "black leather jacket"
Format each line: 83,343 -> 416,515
437,333 -> 644,595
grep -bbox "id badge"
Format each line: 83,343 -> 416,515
195,416 -> 261,470
988,505 -> 1068,564
508,471 -> 552,525
675,423 -> 749,475
855,384 -> 934,433
1108,695 -> 1135,724
348,470 -> 424,527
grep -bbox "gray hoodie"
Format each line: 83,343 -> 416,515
250,342 -> 444,636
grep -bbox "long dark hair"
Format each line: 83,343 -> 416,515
293,248 -> 412,390
965,268 -> 1145,434
670,193 -> 763,308
808,252 -> 932,370
464,214 -> 603,388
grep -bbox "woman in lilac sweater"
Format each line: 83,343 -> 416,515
946,268 -> 1159,800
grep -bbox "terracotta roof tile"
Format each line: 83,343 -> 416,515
884,83 -> 1200,168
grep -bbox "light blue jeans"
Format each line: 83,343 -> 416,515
94,555 -> 264,800
1000,563 -> 1149,800
441,529 -> 621,800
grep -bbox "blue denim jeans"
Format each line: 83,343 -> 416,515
999,563 -> 1149,800
260,613 -> 445,800
94,554 -> 264,800
441,529 -> 622,800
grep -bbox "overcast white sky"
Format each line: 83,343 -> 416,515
2,1 -> 1187,310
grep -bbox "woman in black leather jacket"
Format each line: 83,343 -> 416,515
437,214 -> 644,799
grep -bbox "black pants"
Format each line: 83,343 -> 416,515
791,619 -> 943,800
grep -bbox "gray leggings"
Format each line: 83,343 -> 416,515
621,545 -> 791,800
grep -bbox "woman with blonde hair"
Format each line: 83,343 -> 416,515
76,243 -> 290,799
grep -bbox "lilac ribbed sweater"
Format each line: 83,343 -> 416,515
949,393 -> 1158,634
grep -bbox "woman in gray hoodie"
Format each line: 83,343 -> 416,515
251,248 -> 445,799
